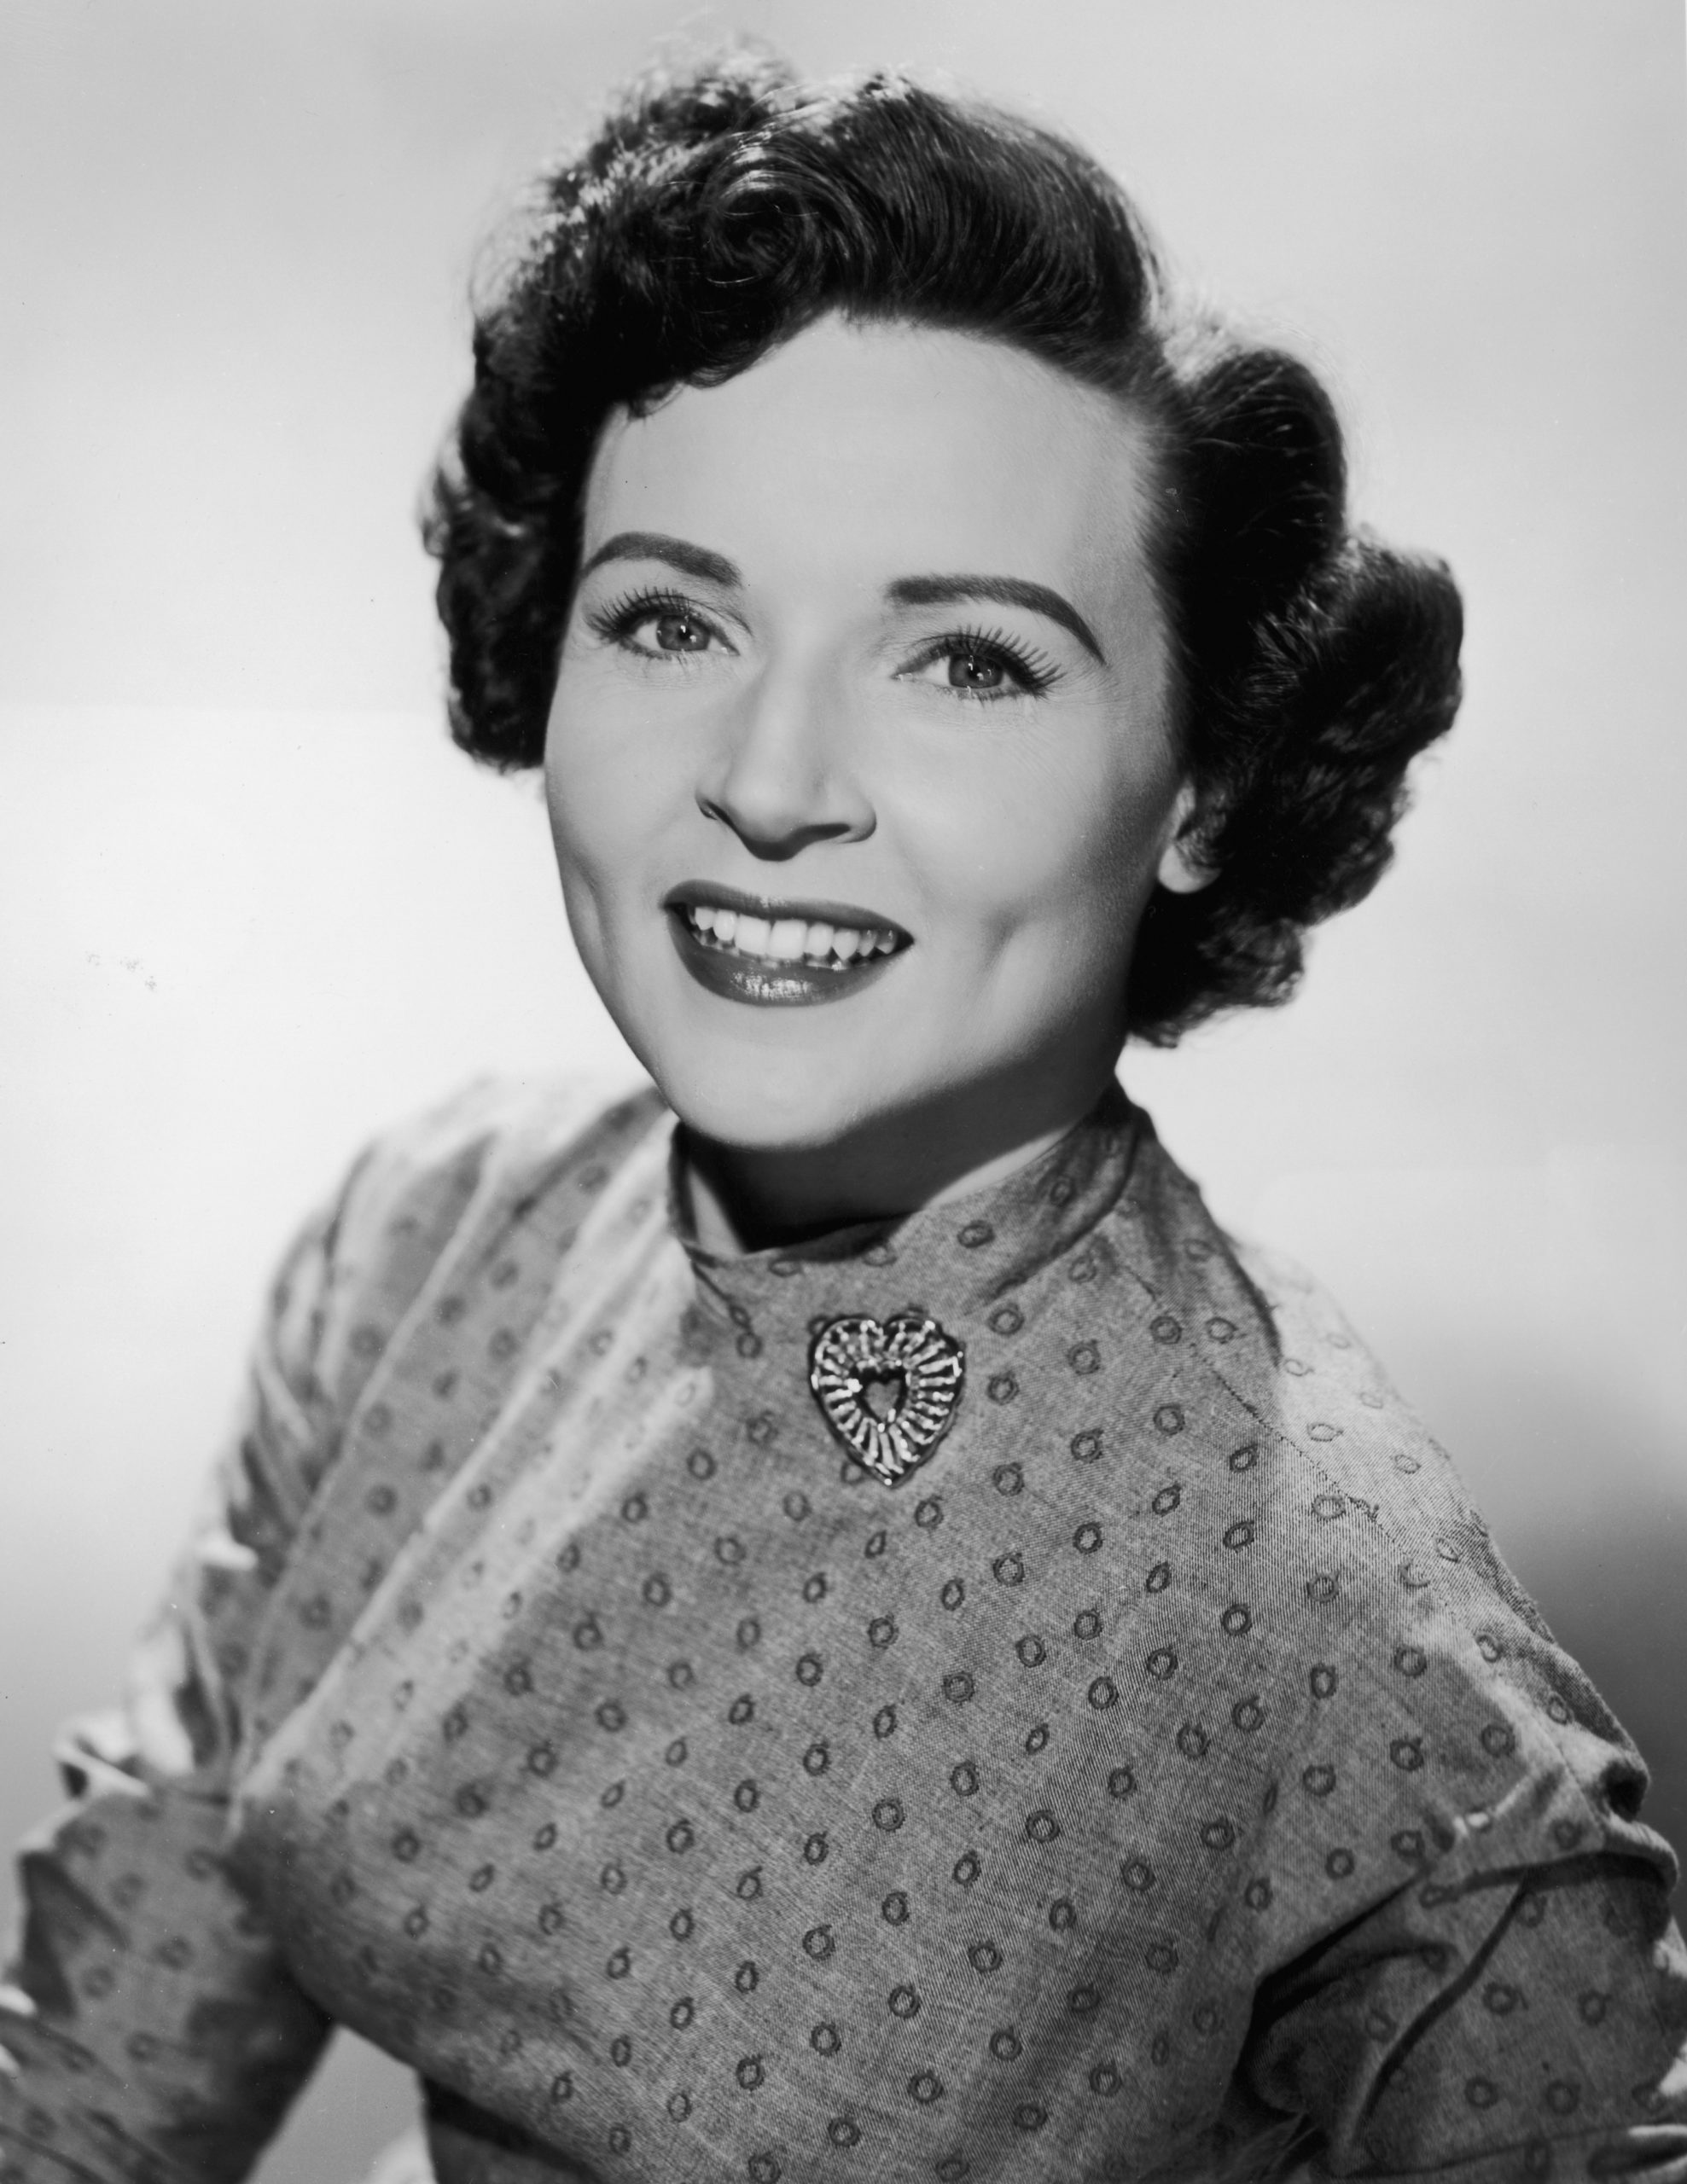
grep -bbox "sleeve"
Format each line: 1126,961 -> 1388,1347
1205,1234 -> 1687,2182
0,1181 -> 359,2184
1243,1849 -> 1687,2183
1236,1641 -> 1687,2183
0,1074 -> 614,2184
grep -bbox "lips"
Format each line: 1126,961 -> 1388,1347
664,883 -> 910,1008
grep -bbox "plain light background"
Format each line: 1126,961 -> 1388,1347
3,3 -> 1684,2178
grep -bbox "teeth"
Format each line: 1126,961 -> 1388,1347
682,903 -> 900,967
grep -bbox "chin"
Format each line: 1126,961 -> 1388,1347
653,1043 -> 882,1154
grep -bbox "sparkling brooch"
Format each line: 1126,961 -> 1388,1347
807,1313 -> 967,1486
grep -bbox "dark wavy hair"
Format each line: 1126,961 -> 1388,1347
423,49 -> 1462,1043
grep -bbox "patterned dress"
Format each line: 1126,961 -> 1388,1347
2,1079 -> 1684,2184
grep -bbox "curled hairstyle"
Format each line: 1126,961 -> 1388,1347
424,49 -> 1463,1043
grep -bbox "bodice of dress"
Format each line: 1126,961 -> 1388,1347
2,1077 -> 1684,2184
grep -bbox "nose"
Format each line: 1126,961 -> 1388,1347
696,658 -> 874,859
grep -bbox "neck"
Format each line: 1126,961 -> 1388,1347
678,1065 -> 1120,1257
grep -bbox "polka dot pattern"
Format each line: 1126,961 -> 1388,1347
2,1080 -> 1684,2184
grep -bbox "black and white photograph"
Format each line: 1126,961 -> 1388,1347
3,5 -> 1684,2181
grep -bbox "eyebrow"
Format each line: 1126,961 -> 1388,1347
577,531 -> 741,589
576,533 -> 1105,663
887,575 -> 1105,662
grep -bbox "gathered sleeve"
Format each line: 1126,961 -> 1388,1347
1236,1627 -> 1687,2182
1193,1235 -> 1687,2184
1247,1851 -> 1687,2182
0,1166 -> 371,2184
0,1075 -> 634,2184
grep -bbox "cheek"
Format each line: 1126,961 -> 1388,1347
543,712 -> 651,990
904,737 -> 1168,961
544,679 -> 663,890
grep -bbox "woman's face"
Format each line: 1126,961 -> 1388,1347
545,317 -> 1194,1163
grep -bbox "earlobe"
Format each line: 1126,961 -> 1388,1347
1156,786 -> 1216,897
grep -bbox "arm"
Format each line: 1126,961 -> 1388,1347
0,1076 -> 656,2182
0,1197 -> 352,2184
1211,1239 -> 1687,2181
1246,1843 -> 1687,2182
1230,1598 -> 1687,2184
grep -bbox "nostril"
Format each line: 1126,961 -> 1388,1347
696,706 -> 875,851
697,793 -> 867,858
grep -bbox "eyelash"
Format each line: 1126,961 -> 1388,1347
901,624 -> 1061,700
584,590 -> 1061,699
585,587 -> 726,653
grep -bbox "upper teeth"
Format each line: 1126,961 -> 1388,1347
686,903 -> 899,963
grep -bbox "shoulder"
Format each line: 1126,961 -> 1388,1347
325,1071 -> 664,1263
276,1073 -> 668,1421
1102,1127 -> 1536,1626
207,1073 -> 668,1661
1094,1128 -> 1671,1895
1105,1123 -> 1476,1545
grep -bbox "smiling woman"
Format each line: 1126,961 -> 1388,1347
547,323 -> 1196,1238
3,43 -> 1684,2184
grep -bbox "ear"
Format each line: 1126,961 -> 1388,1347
1156,781 -> 1217,897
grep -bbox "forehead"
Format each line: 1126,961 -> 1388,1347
581,317 -> 1161,609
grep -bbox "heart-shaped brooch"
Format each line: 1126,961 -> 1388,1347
808,1313 -> 967,1486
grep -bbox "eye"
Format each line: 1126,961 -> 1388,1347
646,610 -> 713,654
945,648 -> 1010,694
585,588 -> 734,661
899,628 -> 1059,701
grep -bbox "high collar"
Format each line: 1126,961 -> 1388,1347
666,1082 -> 1145,1350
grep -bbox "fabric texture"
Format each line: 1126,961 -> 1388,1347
2,1076 -> 1684,2184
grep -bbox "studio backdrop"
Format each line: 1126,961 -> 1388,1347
2,5 -> 1683,2180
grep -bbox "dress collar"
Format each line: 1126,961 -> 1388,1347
666,1081 -> 1145,1342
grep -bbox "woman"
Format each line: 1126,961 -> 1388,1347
3,49 -> 1684,2184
